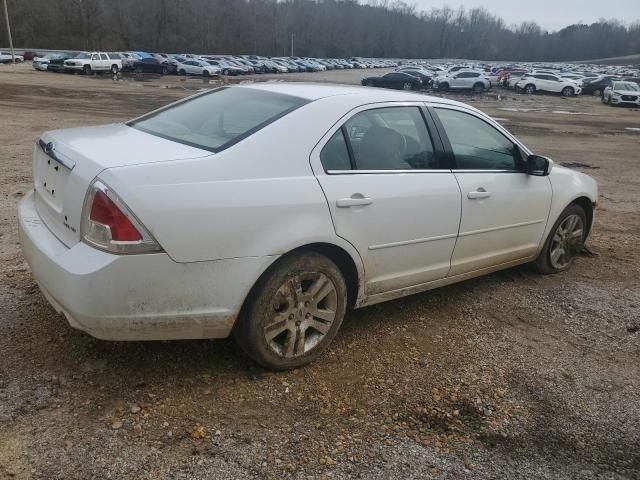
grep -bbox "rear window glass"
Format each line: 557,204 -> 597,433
128,87 -> 309,152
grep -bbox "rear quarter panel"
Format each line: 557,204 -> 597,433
97,97 -> 370,265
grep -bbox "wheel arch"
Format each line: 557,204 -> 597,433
237,242 -> 364,325
569,196 -> 594,237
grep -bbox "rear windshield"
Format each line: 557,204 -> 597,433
128,87 -> 308,152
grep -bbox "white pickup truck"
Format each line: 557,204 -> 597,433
64,52 -> 122,74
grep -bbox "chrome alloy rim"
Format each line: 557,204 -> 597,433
264,272 -> 337,358
550,214 -> 584,269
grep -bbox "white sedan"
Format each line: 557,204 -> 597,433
175,59 -> 220,77
18,84 -> 598,369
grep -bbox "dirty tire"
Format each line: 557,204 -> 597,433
234,252 -> 347,370
111,64 -> 119,74
533,204 -> 587,274
83,65 -> 91,75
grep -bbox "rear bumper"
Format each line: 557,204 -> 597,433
18,190 -> 276,341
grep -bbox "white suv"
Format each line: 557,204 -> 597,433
602,81 -> 640,106
433,71 -> 491,92
516,73 -> 581,96
64,52 -> 122,75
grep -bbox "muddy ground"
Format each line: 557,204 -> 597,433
0,64 -> 639,480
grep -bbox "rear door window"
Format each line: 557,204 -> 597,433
344,107 -> 437,170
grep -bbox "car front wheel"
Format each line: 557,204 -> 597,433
402,82 -> 413,90
561,86 -> 574,97
534,204 -> 587,274
234,252 -> 347,370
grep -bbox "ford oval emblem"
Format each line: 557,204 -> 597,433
45,142 -> 55,154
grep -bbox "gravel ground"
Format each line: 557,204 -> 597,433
0,64 -> 639,480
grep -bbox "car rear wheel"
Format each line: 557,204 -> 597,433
534,204 -> 587,274
592,89 -> 601,96
203,70 -> 210,77
178,69 -> 186,75
524,84 -> 536,94
110,64 -> 119,74
438,82 -> 449,91
161,66 -> 168,75
83,65 -> 91,75
234,252 -> 347,370
472,82 -> 485,93
402,82 -> 413,90
561,86 -> 574,97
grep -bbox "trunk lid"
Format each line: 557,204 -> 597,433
34,124 -> 211,248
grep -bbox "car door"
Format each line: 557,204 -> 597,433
449,73 -> 465,89
430,105 -> 552,276
310,104 -> 462,296
98,53 -> 109,71
464,73 -> 480,88
544,75 -> 563,92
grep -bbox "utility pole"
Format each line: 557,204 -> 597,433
290,33 -> 294,57
2,0 -> 14,64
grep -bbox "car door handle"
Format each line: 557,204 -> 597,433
336,195 -> 373,208
467,188 -> 491,200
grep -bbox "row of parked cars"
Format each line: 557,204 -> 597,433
25,50 -> 397,75
360,61 -> 640,105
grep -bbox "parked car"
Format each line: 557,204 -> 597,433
18,84 -> 597,370
130,57 -> 172,74
602,81 -> 640,106
0,52 -> 24,63
176,59 -> 220,77
361,71 -> 422,90
32,54 -> 58,71
433,71 -> 491,92
581,77 -> 615,96
46,52 -> 76,73
516,73 -> 581,96
396,69 -> 432,88
64,52 -> 122,74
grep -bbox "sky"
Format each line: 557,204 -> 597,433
410,0 -> 640,31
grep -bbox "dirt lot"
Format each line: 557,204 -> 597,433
1,64 -> 639,480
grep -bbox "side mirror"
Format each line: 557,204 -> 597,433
526,155 -> 553,176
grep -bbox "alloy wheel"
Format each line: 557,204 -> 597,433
549,214 -> 584,269
264,272 -> 338,358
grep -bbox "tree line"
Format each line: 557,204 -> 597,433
1,0 -> 639,62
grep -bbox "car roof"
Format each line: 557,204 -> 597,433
236,82 -> 469,109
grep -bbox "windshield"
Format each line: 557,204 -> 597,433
614,82 -> 640,91
128,87 -> 309,152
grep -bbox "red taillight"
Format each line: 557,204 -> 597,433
89,190 -> 142,241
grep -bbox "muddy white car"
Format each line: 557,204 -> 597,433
18,84 -> 598,369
